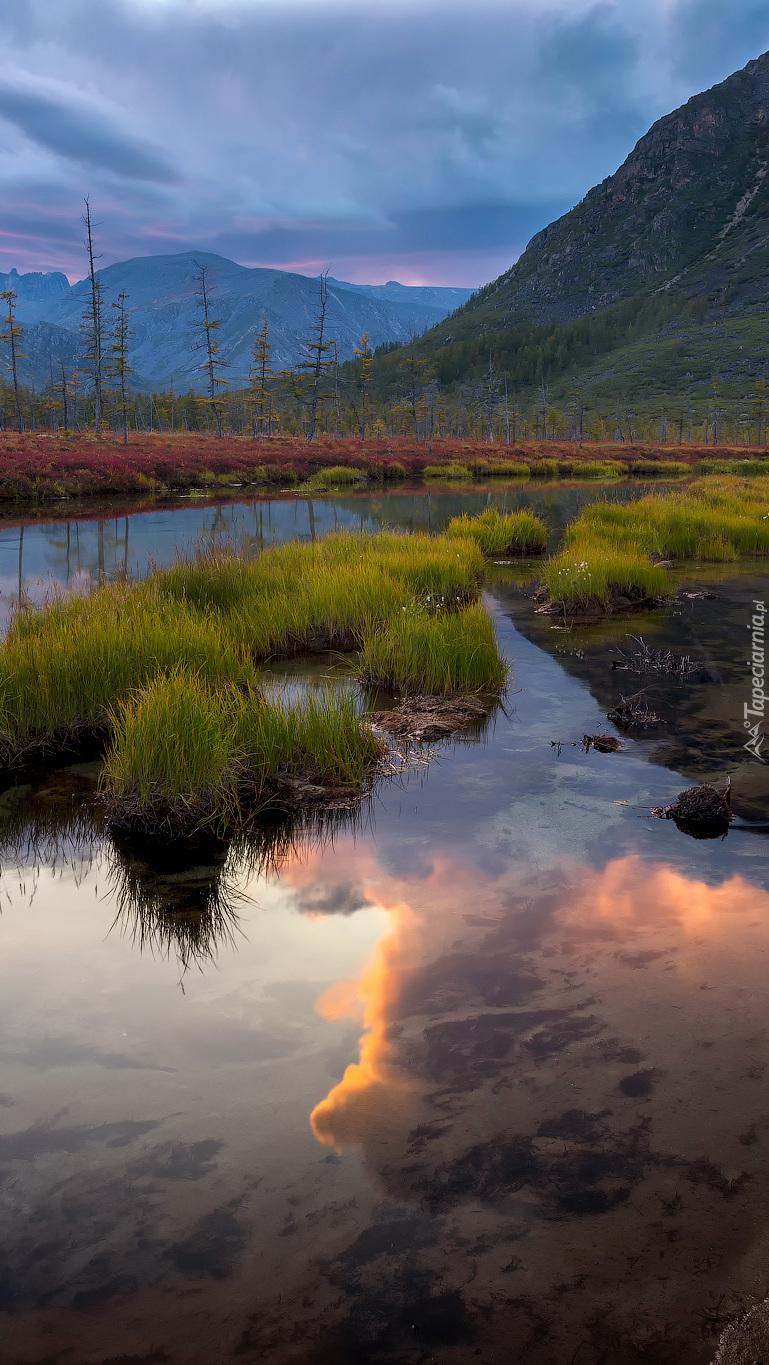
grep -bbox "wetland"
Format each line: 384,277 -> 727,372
1,478 -> 769,1364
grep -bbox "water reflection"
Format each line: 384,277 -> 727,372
0,480 -> 661,618
0,773 -> 377,976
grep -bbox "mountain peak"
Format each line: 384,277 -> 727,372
477,46 -> 769,326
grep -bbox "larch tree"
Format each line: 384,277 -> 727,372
302,271 -> 334,441
0,289 -> 24,434
353,331 -> 373,439
247,314 -> 273,441
192,264 -> 228,437
108,291 -> 134,445
82,197 -> 105,428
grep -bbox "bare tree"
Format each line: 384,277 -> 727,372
0,289 -> 24,434
82,197 -> 105,428
192,263 -> 228,437
302,271 -> 334,441
484,351 -> 497,443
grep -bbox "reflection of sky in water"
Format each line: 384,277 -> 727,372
1,531 -> 768,1358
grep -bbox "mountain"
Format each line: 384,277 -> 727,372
5,254 -> 471,392
328,278 -> 472,313
0,268 -> 70,304
378,50 -> 769,415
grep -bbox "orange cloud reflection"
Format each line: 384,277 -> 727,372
306,851 -> 769,1153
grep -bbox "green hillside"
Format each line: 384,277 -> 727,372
369,51 -> 769,432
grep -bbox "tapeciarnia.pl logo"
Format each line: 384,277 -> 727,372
744,599 -> 767,762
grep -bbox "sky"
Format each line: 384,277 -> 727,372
0,0 -> 768,288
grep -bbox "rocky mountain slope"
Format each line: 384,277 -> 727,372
382,49 -> 769,412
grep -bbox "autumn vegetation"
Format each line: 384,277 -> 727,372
0,430 -> 768,504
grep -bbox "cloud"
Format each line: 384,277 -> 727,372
0,0 -> 766,283
0,75 -> 175,183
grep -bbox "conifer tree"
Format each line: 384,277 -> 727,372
247,315 -> 273,440
0,289 -> 24,434
109,291 -> 134,445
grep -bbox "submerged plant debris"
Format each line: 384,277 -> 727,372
652,782 -> 734,836
372,694 -> 490,742
611,636 -> 698,677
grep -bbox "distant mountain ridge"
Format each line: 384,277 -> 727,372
2,254 -> 471,392
0,268 -> 70,304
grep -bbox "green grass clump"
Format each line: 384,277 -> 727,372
101,669 -> 243,834
310,465 -> 365,487
569,461 -> 624,479
528,460 -> 559,478
447,508 -> 547,555
543,473 -> 769,611
697,459 -> 769,476
486,461 -> 531,478
0,530 -> 491,773
0,583 -> 251,765
101,673 -> 383,835
157,531 -> 486,659
630,460 -> 689,477
423,463 -> 469,479
569,476 -> 769,559
542,541 -> 670,612
357,602 -> 507,695
235,686 -> 383,795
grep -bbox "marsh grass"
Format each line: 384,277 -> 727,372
101,670 -> 243,834
542,543 -> 670,611
528,460 -> 559,478
543,474 -> 769,610
101,671 -> 383,834
0,530 -> 496,786
309,465 -> 366,487
697,459 -> 769,476
486,461 -> 531,477
630,460 -> 690,477
357,602 -> 507,695
0,583 -> 251,765
447,508 -> 547,555
236,686 -> 383,792
423,463 -> 470,479
567,461 -> 624,479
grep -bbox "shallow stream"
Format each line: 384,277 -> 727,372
1,482 -> 768,1365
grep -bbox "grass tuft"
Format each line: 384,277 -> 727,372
543,474 -> 769,611
101,673 -> 384,835
423,463 -> 470,479
447,508 -> 547,555
357,602 -> 507,695
309,465 -> 366,487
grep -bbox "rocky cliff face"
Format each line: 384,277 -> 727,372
0,269 -> 70,303
479,51 -> 769,324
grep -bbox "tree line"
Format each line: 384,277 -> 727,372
2,199 -> 769,447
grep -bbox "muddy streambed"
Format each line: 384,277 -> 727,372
0,485 -> 769,1364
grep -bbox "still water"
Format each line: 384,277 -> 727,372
1,485 -> 768,1364
0,480 -> 669,620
